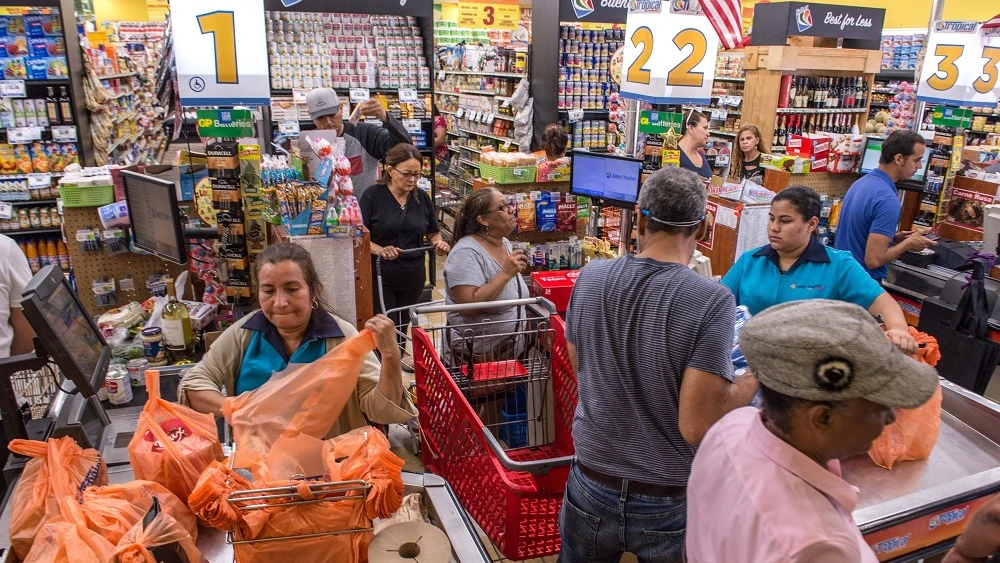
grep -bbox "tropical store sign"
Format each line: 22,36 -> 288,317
638,110 -> 682,134
559,0 -> 629,24
917,22 -> 1000,107
196,109 -> 255,138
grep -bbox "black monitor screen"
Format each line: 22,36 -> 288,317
122,171 -> 188,264
569,150 -> 643,208
20,265 -> 108,397
860,136 -> 931,183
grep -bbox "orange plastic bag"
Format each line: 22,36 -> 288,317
23,499 -> 116,563
8,436 -> 108,560
80,480 -> 198,545
221,330 -> 376,469
187,460 -> 253,529
112,509 -> 205,563
868,328 -> 944,470
128,369 -> 223,503
325,428 -> 405,520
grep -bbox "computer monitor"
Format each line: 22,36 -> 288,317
19,264 -> 108,398
121,170 -> 188,265
569,150 -> 643,208
859,136 -> 932,184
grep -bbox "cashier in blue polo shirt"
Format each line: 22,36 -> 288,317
723,186 -> 918,354
178,243 -> 416,435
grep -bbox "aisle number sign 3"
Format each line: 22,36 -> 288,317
621,7 -> 719,105
458,0 -> 519,31
170,0 -> 270,106
917,22 -> 1000,106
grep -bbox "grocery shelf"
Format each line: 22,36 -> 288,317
459,158 -> 480,168
872,88 -> 897,94
709,130 -> 737,137
775,108 -> 868,114
714,77 -> 745,82
25,79 -> 69,85
9,198 -> 57,206
492,114 -> 516,122
96,71 -> 137,80
438,109 -> 458,116
458,89 -> 502,96
459,128 -> 520,145
269,87 -> 432,96
108,91 -> 136,100
446,131 -> 462,138
440,70 -> 526,79
876,70 -> 916,81
558,108 -> 609,116
6,227 -> 62,236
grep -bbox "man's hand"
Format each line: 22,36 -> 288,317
902,233 -> 937,253
358,99 -> 388,122
894,227 -> 933,244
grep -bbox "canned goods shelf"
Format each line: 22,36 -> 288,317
440,70 -> 526,79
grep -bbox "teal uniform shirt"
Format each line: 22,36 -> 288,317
722,237 -> 885,316
235,310 -> 345,395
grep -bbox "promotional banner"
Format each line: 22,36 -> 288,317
917,22 -> 1000,107
171,0 -> 270,106
750,2 -> 885,49
559,0 -> 629,24
458,0 -> 519,30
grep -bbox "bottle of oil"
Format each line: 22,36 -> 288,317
58,86 -> 72,125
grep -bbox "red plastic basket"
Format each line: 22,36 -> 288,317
413,316 -> 578,560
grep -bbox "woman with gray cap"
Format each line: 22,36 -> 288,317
686,299 -> 940,562
306,88 -> 412,194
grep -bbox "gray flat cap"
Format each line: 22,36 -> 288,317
740,299 -> 939,409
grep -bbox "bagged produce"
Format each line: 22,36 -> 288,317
80,480 -> 197,545
221,330 -> 376,469
8,436 -> 108,560
868,328 -> 943,470
128,369 -> 223,504
112,503 -> 205,563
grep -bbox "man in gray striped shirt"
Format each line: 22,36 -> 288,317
557,167 -> 759,563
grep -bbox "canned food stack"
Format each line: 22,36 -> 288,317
558,26 -> 624,112
265,11 -> 431,91
570,120 -> 608,151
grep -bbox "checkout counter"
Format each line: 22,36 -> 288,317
0,264 -> 493,562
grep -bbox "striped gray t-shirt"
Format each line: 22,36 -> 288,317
565,255 -> 735,486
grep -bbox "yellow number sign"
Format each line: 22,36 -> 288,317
457,0 -> 519,31
197,11 -> 238,84
918,22 -> 1000,106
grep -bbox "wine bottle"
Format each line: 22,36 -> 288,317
772,116 -> 780,146
777,115 -> 787,145
58,87 -> 72,125
787,76 -> 797,109
45,87 -> 60,124
162,278 -> 194,362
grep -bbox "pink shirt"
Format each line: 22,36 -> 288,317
686,407 -> 879,563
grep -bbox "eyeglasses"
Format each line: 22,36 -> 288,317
390,167 -> 422,180
494,202 -> 516,213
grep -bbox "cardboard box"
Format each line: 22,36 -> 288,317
786,134 -> 830,172
530,270 -> 580,313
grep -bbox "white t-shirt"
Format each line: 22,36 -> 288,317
0,235 -> 32,358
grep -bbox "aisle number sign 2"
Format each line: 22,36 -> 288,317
170,0 -> 270,106
917,22 -> 1000,106
620,7 -> 719,105
458,0 -> 519,31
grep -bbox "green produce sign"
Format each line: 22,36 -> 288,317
196,109 -> 255,138
931,106 -> 972,129
638,111 -> 682,135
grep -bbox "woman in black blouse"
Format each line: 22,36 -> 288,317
731,124 -> 768,184
359,143 -> 450,365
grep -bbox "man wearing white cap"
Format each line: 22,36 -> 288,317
306,88 -> 412,195
686,299 -> 940,562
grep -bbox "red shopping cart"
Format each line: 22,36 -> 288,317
410,297 -> 578,561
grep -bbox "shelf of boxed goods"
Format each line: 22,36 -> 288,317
440,70 -> 527,80
269,87 -> 433,97
459,129 -> 521,146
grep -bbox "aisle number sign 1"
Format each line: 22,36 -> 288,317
620,6 -> 719,105
170,0 -> 270,106
917,22 -> 1000,106
458,0 -> 519,31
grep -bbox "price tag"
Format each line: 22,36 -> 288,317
458,0 -> 519,31
485,113 -> 495,124
917,22 -> 1000,106
349,88 -> 370,103
502,140 -> 512,150
7,127 -> 41,144
455,108 -> 465,119
28,174 -> 51,190
470,110 -> 479,122
568,109 -> 585,122
0,80 -> 25,98
398,88 -> 419,103
278,120 -> 300,135
621,8 -> 719,105
0,202 -> 11,220
291,88 -> 311,104
403,119 -> 422,133
173,0 -> 270,107
51,125 -> 77,143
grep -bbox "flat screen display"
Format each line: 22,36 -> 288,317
860,137 -> 931,183
37,281 -> 103,379
570,151 -> 642,208
122,171 -> 188,264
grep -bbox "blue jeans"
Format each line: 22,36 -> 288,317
557,464 -> 686,563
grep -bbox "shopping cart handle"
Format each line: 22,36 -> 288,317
481,427 -> 575,475
410,297 -> 556,323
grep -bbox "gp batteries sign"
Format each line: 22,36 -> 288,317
171,0 -> 270,106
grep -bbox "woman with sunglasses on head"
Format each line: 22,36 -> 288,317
679,109 -> 714,180
731,124 -> 768,184
359,143 -> 449,368
443,187 -> 530,358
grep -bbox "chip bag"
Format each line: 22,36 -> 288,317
221,330 -> 376,470
868,328 -> 943,470
128,369 -> 223,504
8,436 -> 108,560
112,507 -> 205,563
80,480 -> 198,546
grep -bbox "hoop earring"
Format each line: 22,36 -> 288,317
312,299 -> 319,309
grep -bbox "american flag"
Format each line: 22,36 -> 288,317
701,0 -> 745,50
984,12 -> 1000,29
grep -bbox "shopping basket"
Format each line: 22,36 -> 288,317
411,297 -> 577,561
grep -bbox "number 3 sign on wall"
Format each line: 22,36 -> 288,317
170,0 -> 271,106
918,22 -> 1000,106
620,7 -> 720,105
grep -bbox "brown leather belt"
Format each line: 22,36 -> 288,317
577,463 -> 687,498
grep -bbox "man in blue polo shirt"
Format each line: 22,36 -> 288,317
835,130 -> 936,281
